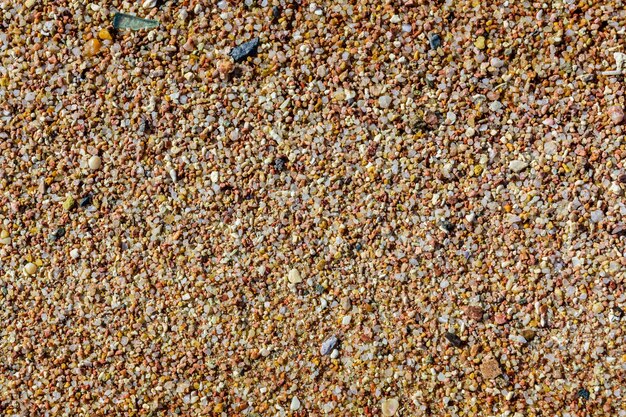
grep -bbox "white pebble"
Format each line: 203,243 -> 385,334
330,349 -> 339,359
290,396 -> 301,411
378,95 -> 392,109
210,171 -> 219,183
24,262 -> 37,276
342,315 -> 351,325
288,268 -> 302,284
610,183 -> 623,196
142,0 -> 157,8
88,155 -> 102,170
509,160 -> 528,173
590,210 -> 604,223
381,398 -> 400,416
70,248 -> 80,259
390,15 -> 401,23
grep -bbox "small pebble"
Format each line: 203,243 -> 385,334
320,336 -> 338,355
229,37 -> 260,63
465,305 -> 484,321
608,106 -> 624,125
381,398 -> 399,416
340,296 -> 351,311
341,315 -> 351,325
288,268 -> 302,284
474,36 -> 486,50
63,196 -> 76,211
429,33 -> 441,49
480,356 -> 502,380
445,332 -> 463,348
378,95 -> 392,109
23,262 -> 37,276
142,0 -> 157,8
521,329 -> 536,342
290,396 -> 301,411
70,249 -> 80,259
509,160 -> 529,173
88,155 -> 102,170
83,38 -> 101,57
330,349 -> 339,359
0,230 -> 11,245
98,29 -> 112,41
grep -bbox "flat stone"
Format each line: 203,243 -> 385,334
445,332 -> 463,348
509,160 -> 528,173
320,336 -> 338,355
465,305 -> 484,321
229,38 -> 260,63
480,356 -> 502,380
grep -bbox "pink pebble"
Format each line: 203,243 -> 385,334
608,105 -> 624,125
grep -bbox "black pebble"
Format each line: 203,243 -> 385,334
272,6 -> 281,21
274,156 -> 288,172
429,34 -> 442,50
439,220 -> 454,233
577,388 -> 590,401
49,227 -> 66,242
613,306 -> 624,318
229,38 -> 260,63
445,332 -> 463,348
79,195 -> 92,207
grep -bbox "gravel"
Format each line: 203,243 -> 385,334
2,0 -> 626,415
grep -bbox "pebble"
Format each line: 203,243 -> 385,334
340,296 -> 351,311
381,398 -> 399,416
290,396 -> 301,411
494,313 -> 508,324
608,106 -> 624,125
378,95 -> 392,109
610,183 -> 623,196
465,306 -> 484,321
83,38 -> 101,57
543,141 -> 558,155
23,262 -> 37,276
88,155 -> 102,170
287,268 -> 302,284
70,249 -> 80,259
63,196 -> 76,211
330,349 -> 339,359
0,230 -> 11,245
229,37 -> 260,63
480,356 -> 502,380
474,36 -> 486,50
590,210 -> 604,223
320,336 -> 338,356
98,29 -> 113,41
521,329 -> 536,342
445,332 -> 463,348
142,0 -> 157,8
429,33 -> 441,50
341,315 -> 351,325
509,160 -> 529,173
